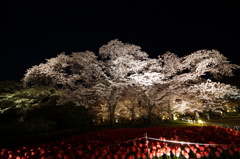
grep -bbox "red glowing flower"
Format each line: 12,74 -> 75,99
195,152 -> 201,159
217,146 -> 223,153
195,144 -> 199,148
175,151 -> 180,157
165,149 -> 171,156
113,154 -> 118,159
183,152 -> 189,159
128,155 -> 135,159
120,154 -> 125,159
204,151 -> 209,157
198,146 -> 205,151
152,150 -> 156,156
200,151 -> 205,157
228,149 -> 234,156
172,148 -> 176,155
215,151 -> 221,158
205,147 -> 211,153
222,145 -> 228,150
1,126 -> 240,159
148,152 -> 153,159
141,153 -> 146,159
184,147 -> 190,153
136,152 -> 141,158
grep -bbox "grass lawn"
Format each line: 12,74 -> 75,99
1,113 -> 239,150
0,120 -> 203,149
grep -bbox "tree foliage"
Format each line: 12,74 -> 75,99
22,39 -> 240,124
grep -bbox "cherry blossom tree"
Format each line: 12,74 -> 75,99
185,79 -> 240,117
129,49 -> 240,121
23,39 -> 151,125
116,85 -> 146,124
96,39 -> 150,124
22,39 -> 240,124
23,51 -> 106,107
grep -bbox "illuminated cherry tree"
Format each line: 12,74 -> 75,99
95,39 -> 150,124
186,79 -> 240,112
23,39 -> 150,125
23,51 -> 106,107
115,85 -> 146,123
23,39 -> 240,124
129,49 -> 240,121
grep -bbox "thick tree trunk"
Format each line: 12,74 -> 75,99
146,104 -> 154,124
168,104 -> 173,120
131,109 -> 135,124
109,104 -> 117,125
109,111 -> 115,125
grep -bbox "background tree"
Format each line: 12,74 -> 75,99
0,83 -> 59,123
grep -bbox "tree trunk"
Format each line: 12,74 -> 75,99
168,104 -> 173,120
109,104 -> 117,125
169,114 -> 174,120
147,105 -> 153,124
109,111 -> 115,125
131,109 -> 135,124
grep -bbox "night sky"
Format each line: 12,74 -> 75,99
1,1 -> 239,84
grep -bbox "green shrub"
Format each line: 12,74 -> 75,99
56,103 -> 93,128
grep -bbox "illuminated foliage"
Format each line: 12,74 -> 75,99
0,82 -> 60,122
22,39 -> 240,124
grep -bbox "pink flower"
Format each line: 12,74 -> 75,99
131,146 -> 136,152
148,152 -> 153,159
198,146 -> 205,151
152,150 -> 156,156
136,152 -> 141,158
171,148 -> 176,156
228,149 -> 234,156
195,144 -> 199,148
106,154 -> 111,159
127,155 -> 135,159
205,147 -> 211,153
141,153 -> 146,159
64,155 -> 70,159
200,151 -> 205,157
176,146 -> 181,152
184,147 -> 190,153
217,146 -> 223,153
215,151 -> 221,158
204,151 -> 209,157
113,154 -> 118,159
183,152 -> 189,159
175,151 -> 180,157
120,154 -> 125,159
222,145 -> 228,150
233,146 -> 238,152
195,152 -> 201,159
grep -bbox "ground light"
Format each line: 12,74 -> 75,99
197,119 -> 206,125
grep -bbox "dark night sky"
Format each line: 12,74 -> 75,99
1,1 -> 240,83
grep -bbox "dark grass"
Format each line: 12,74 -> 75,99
0,120 -> 199,149
1,115 -> 240,150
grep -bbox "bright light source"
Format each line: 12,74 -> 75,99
197,119 -> 205,124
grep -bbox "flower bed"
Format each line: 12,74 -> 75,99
1,126 -> 240,159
